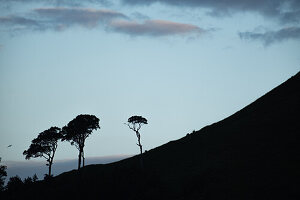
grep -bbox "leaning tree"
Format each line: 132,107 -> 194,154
61,114 -> 100,170
126,115 -> 148,168
23,127 -> 62,176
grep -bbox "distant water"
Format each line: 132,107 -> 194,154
3,155 -> 131,183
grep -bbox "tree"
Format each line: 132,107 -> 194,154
126,116 -> 148,168
43,174 -> 53,182
23,177 -> 34,190
0,157 -> 7,191
6,176 -> 23,192
62,114 -> 100,170
23,176 -> 33,185
32,174 -> 38,182
23,127 -> 62,176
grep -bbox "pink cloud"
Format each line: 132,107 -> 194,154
110,19 -> 206,37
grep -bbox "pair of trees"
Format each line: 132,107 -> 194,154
23,114 -> 100,176
62,114 -> 100,169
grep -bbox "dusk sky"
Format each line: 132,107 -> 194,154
1,0 -> 299,165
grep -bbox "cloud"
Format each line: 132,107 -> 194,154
121,0 -> 300,24
0,8 -> 128,32
0,0 -> 112,7
0,16 -> 39,27
131,12 -> 150,20
280,10 -> 300,24
34,7 -> 128,30
0,16 -> 43,31
0,7 -> 208,38
109,19 -> 206,37
239,26 -> 300,45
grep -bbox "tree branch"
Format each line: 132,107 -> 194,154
125,123 -> 136,132
137,123 -> 142,132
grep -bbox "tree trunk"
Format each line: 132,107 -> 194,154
137,132 -> 143,155
49,148 -> 56,176
136,131 -> 143,169
139,151 -> 143,169
139,144 -> 142,155
48,161 -> 52,176
82,151 -> 85,168
78,150 -> 82,170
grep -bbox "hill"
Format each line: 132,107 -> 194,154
3,155 -> 130,183
3,72 -> 300,200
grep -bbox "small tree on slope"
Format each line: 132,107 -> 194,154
126,115 -> 148,168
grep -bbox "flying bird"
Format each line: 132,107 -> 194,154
7,145 -> 12,148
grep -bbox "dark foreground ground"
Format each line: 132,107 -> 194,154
2,72 -> 300,200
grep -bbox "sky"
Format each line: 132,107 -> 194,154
0,0 -> 299,166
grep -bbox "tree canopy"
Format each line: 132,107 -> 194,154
128,116 -> 148,126
23,127 -> 62,176
6,175 -> 23,192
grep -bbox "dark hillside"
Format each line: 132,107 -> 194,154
3,72 -> 300,200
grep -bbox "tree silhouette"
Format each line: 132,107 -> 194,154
126,116 -> 148,168
62,114 -> 100,170
43,174 -> 53,182
32,174 -> 38,182
6,175 -> 23,192
23,176 -> 33,185
23,176 -> 34,190
0,157 -> 7,191
23,127 -> 62,176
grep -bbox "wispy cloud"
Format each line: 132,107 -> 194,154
0,15 -> 44,32
0,16 -> 39,27
0,8 -> 128,32
121,0 -> 300,24
131,12 -> 150,20
2,0 -> 299,24
0,0 -> 112,7
0,7 -> 208,38
34,7 -> 128,30
239,26 -> 300,46
109,19 -> 206,37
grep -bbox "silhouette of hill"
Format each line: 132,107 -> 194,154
2,72 -> 300,200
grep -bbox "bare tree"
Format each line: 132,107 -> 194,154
23,127 -> 62,176
126,115 -> 148,168
61,114 -> 100,170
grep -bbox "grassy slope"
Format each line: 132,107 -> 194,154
5,72 -> 300,200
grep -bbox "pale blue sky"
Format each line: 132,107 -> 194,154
0,0 -> 299,163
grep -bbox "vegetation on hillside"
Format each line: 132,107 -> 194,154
1,72 -> 299,200
0,157 -> 7,191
